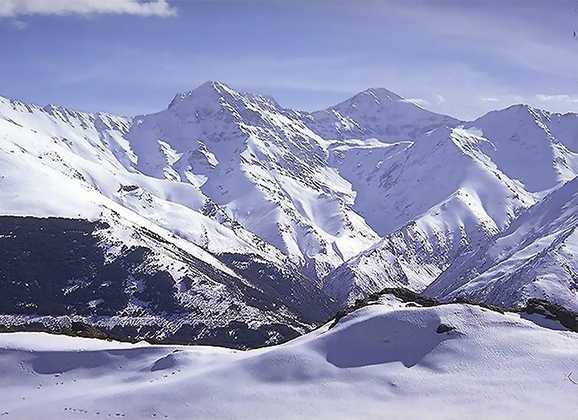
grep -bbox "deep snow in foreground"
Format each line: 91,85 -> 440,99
1,300 -> 577,420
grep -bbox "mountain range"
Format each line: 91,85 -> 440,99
1,81 -> 577,347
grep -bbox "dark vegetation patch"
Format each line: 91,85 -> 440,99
173,321 -> 301,349
436,324 -> 455,334
521,298 -> 578,332
218,253 -> 337,323
329,287 -> 439,329
2,216 -> 577,349
0,216 -> 130,316
0,216 -> 310,349
0,318 -> 302,350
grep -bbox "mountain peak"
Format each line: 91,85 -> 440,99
473,103 -> 552,128
332,87 -> 404,110
166,81 -> 282,114
168,80 -> 237,110
501,103 -> 536,114
328,87 -> 427,115
196,80 -> 234,94
358,87 -> 404,102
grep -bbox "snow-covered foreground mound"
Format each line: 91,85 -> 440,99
1,300 -> 576,420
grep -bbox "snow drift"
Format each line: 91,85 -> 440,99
1,294 -> 576,419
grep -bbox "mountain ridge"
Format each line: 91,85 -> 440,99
2,81 -> 578,346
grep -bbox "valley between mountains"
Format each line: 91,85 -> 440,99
1,81 -> 578,348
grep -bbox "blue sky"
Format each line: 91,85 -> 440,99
1,0 -> 578,119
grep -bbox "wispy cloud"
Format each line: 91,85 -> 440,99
0,0 -> 176,18
480,97 -> 501,103
10,18 -> 27,29
434,94 -> 446,105
536,94 -> 578,103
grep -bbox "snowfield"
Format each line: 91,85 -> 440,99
1,298 -> 577,420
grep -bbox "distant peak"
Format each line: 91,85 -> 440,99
197,80 -> 233,93
167,81 -> 282,113
503,103 -> 532,112
500,104 -> 555,117
483,103 -> 550,120
359,87 -> 403,102
328,87 -> 407,111
168,80 -> 237,109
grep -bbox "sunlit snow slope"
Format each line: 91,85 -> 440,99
323,127 -> 535,304
427,177 -> 578,310
0,93 -> 337,347
1,296 -> 577,419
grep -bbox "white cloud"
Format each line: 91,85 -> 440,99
434,94 -> 446,104
536,94 -> 578,103
480,97 -> 501,102
0,0 -> 176,18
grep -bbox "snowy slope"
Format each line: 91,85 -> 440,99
467,105 -> 578,192
323,127 -> 535,305
127,81 -> 379,280
0,95 -> 287,259
1,296 -> 577,419
427,177 -> 578,311
0,95 -> 336,346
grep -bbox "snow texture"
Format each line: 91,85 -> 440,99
0,300 -> 576,419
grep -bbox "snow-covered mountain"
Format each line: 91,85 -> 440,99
323,126 -> 535,305
418,106 -> 578,310
127,81 -> 379,281
1,291 -> 577,419
465,105 -> 578,192
427,177 -> 578,311
305,87 -> 459,141
2,81 -> 578,347
0,91 -> 338,347
322,104 -> 578,307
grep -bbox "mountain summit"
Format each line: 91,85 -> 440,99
307,86 -> 460,141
